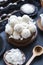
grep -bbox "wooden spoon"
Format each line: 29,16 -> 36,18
26,45 -> 43,65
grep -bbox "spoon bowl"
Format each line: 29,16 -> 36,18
33,45 -> 43,56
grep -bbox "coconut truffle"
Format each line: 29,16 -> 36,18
13,31 -> 20,40
28,23 -> 37,33
8,15 -> 18,27
14,24 -> 23,33
21,22 -> 29,29
5,49 -> 26,65
21,29 -> 31,39
18,16 -> 22,23
5,24 -> 13,35
22,15 -> 33,23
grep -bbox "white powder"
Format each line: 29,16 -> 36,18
20,4 -> 35,14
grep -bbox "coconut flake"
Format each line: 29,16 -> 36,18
5,49 -> 26,65
20,4 -> 35,14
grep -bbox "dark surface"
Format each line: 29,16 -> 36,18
0,36 -> 6,57
0,0 -> 43,65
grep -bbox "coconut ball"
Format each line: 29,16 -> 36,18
22,15 -> 30,23
14,24 -> 23,33
5,24 -> 13,35
13,31 -> 20,40
21,22 -> 29,29
18,16 -> 22,23
8,15 -> 18,27
22,15 -> 33,23
28,23 -> 37,33
21,29 -> 31,39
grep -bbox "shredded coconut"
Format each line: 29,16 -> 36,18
20,4 -> 35,14
5,49 -> 26,65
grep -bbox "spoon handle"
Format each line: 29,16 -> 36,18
26,55 -> 35,65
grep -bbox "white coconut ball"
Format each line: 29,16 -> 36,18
5,24 -> 13,35
21,29 -> 31,39
28,23 -> 37,33
13,31 -> 20,40
22,15 -> 30,23
18,16 -> 22,23
8,15 -> 18,27
14,24 -> 23,33
21,22 -> 29,29
22,15 -> 33,24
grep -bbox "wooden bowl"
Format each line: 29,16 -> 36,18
37,18 -> 43,31
3,50 -> 26,65
6,31 -> 37,47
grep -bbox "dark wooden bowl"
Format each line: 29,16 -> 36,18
6,31 -> 37,47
